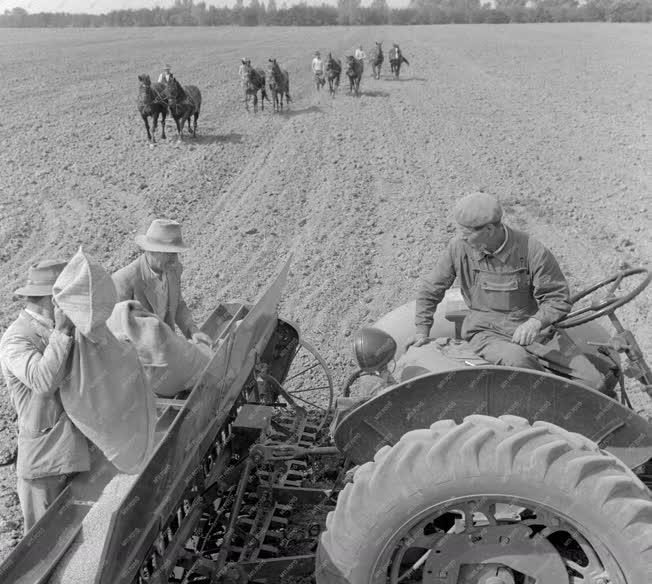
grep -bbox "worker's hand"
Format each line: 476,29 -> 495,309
406,333 -> 430,350
191,331 -> 213,346
511,318 -> 542,346
54,305 -> 74,335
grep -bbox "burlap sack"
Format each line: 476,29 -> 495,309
53,249 -> 155,474
107,300 -> 213,397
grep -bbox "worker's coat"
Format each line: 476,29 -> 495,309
112,254 -> 195,339
0,312 -> 90,479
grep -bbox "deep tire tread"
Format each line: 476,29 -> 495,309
319,415 -> 652,584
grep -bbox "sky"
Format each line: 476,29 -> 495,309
0,0 -> 409,14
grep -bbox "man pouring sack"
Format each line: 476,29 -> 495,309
0,261 -> 90,533
113,219 -> 211,346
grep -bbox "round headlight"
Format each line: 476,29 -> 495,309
352,327 -> 397,372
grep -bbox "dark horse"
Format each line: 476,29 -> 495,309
245,66 -> 269,113
370,42 -> 384,80
346,56 -> 363,97
389,45 -> 410,79
267,58 -> 291,112
137,74 -> 167,145
164,74 -> 201,141
325,53 -> 341,97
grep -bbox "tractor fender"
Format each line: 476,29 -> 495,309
333,366 -> 652,469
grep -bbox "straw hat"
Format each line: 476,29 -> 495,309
14,260 -> 68,297
135,219 -> 188,253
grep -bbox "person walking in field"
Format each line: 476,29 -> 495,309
238,58 -> 251,89
157,64 -> 173,84
312,51 -> 326,89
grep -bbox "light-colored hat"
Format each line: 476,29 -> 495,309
15,259 -> 68,297
163,64 -> 172,71
135,219 -> 188,253
454,192 -> 503,228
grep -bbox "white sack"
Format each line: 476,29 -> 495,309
107,300 -> 213,397
53,249 -> 155,474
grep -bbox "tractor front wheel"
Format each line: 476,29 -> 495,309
317,415 -> 652,584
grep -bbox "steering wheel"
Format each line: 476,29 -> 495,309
556,268 -> 650,329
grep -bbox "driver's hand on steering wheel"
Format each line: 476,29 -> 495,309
512,317 -> 542,346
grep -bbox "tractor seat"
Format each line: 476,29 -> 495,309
444,299 -> 469,340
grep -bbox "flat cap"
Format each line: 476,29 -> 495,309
454,192 -> 503,228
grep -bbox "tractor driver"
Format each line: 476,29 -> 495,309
413,192 -> 617,395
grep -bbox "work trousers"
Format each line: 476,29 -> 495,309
17,474 -> 72,534
468,329 -> 618,398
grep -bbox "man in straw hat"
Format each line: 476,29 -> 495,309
412,192 -> 617,395
0,260 -> 90,533
158,63 -> 173,84
113,219 -> 212,345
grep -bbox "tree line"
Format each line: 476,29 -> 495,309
1,0 -> 650,27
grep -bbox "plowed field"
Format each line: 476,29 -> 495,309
0,24 -> 650,558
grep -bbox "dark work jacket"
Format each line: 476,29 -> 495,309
416,226 -> 572,340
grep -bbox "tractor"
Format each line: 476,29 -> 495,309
1,264 -> 650,584
317,266 -> 652,584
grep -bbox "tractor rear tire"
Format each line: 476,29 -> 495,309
317,415 -> 652,584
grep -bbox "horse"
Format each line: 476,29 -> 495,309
137,74 -> 167,145
164,74 -> 201,141
389,45 -> 410,79
325,53 -> 341,97
245,66 -> 269,113
346,56 -> 363,97
370,42 -> 383,80
267,59 -> 291,112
